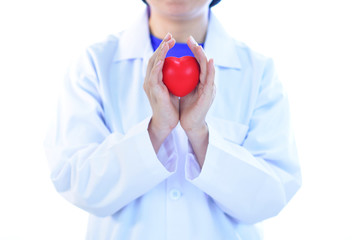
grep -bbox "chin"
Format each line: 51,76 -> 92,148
162,1 -> 207,19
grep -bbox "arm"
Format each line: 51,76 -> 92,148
144,33 -> 178,153
44,48 -> 175,217
180,36 -> 215,167
184,53 -> 301,224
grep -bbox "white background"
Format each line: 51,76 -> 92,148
0,0 -> 351,239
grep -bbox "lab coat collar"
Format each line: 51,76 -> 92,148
113,9 -> 152,62
113,7 -> 241,70
204,12 -> 242,69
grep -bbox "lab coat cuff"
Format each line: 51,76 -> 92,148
157,133 -> 178,173
185,122 -> 250,186
185,123 -> 222,184
125,116 -> 152,138
125,115 -> 176,175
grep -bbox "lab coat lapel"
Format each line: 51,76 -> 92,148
204,12 -> 242,69
113,7 -> 154,76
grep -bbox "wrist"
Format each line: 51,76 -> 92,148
184,121 -> 208,138
185,122 -> 209,169
149,117 -> 175,137
148,118 -> 174,153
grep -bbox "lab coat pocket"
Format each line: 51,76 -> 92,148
206,116 -> 249,145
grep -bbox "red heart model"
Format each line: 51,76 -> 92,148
162,56 -> 200,97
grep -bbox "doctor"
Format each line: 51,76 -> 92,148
44,0 -> 301,239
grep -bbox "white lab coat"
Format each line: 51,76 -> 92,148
44,7 -> 301,240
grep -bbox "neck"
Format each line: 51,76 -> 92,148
148,8 -> 209,43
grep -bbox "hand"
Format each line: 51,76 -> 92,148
180,36 -> 216,133
144,33 -> 177,153
179,36 -> 216,167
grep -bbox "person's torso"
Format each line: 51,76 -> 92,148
84,31 -> 265,239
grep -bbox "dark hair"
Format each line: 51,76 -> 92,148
141,0 -> 221,8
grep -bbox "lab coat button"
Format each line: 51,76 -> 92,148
169,189 -> 182,200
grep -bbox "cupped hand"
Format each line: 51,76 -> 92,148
179,36 -> 216,134
144,33 -> 177,152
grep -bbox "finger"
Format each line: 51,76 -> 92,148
150,39 -> 173,85
149,38 -> 176,85
204,58 -> 215,97
166,38 -> 176,52
146,33 -> 171,77
149,58 -> 164,86
187,36 -> 208,84
152,33 -> 173,65
148,37 -> 175,82
146,33 -> 172,79
155,38 -> 175,68
157,33 -> 172,51
206,58 -> 215,86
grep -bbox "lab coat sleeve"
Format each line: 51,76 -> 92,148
44,49 -> 174,217
185,58 -> 302,224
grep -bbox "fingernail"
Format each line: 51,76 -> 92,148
189,36 -> 198,46
164,32 -> 171,40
